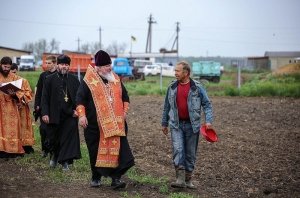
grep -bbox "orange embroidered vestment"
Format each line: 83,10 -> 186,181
82,65 -> 129,168
0,73 -> 25,154
18,78 -> 36,146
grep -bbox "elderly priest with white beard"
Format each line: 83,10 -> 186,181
75,50 -> 135,190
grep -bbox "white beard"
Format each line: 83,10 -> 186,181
99,71 -> 116,82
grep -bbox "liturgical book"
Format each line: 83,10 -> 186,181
0,78 -> 23,95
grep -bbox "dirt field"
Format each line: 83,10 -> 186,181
1,94 -> 299,198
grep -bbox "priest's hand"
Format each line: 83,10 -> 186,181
7,89 -> 16,97
42,115 -> 49,124
79,116 -> 88,129
73,110 -> 78,117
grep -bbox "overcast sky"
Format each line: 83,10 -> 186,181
1,0 -> 299,57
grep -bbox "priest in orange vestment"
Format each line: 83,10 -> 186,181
10,63 -> 36,154
0,57 -> 26,159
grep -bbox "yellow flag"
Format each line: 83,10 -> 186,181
131,36 -> 136,42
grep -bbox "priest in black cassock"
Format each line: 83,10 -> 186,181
76,50 -> 134,189
41,54 -> 81,171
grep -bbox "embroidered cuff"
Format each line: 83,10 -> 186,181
76,105 -> 86,117
123,102 -> 130,113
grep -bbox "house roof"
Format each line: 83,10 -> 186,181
264,51 -> 300,57
0,46 -> 31,53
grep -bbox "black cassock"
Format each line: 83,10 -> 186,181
41,72 -> 81,164
76,78 -> 134,180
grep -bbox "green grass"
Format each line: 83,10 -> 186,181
124,75 -> 175,96
126,167 -> 169,184
17,68 -> 300,98
224,73 -> 300,97
12,125 -> 197,197
18,68 -> 43,92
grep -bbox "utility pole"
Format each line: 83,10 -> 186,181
76,37 -> 81,52
145,14 -> 156,53
98,26 -> 102,49
171,22 -> 180,61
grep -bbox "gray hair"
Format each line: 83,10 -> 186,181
177,61 -> 191,76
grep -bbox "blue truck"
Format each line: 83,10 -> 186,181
112,58 -> 136,81
192,61 -> 221,83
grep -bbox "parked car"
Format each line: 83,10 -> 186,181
142,65 -> 160,76
151,65 -> 175,77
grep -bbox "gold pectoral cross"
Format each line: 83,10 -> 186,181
64,96 -> 69,102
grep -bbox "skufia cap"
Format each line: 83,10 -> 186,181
94,50 -> 111,66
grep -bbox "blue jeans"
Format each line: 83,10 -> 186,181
170,121 -> 200,172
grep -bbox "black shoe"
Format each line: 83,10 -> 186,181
49,154 -> 58,168
23,146 -> 34,154
111,178 -> 126,190
90,180 -> 101,187
41,151 -> 48,158
62,161 -> 70,171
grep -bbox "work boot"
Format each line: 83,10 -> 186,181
111,178 -> 126,190
49,154 -> 58,168
171,169 -> 186,188
185,179 -> 197,189
185,170 -> 197,189
62,161 -> 70,171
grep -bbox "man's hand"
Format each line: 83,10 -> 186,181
79,116 -> 88,129
162,126 -> 168,136
42,115 -> 49,124
204,122 -> 213,130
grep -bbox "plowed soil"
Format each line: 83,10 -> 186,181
1,66 -> 300,197
1,95 -> 299,198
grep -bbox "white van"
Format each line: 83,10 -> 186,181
20,55 -> 35,71
151,65 -> 175,77
133,60 -> 153,73
133,60 -> 154,80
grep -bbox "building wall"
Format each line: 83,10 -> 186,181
0,48 -> 31,60
270,57 -> 294,70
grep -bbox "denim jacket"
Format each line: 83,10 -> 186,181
161,79 -> 213,133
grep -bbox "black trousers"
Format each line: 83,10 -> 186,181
46,117 -> 81,164
39,117 -> 49,152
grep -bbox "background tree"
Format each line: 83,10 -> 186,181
48,38 -> 60,53
22,43 -> 35,54
34,39 -> 48,61
22,38 -> 60,60
105,41 -> 127,56
89,42 -> 102,55
80,42 -> 90,54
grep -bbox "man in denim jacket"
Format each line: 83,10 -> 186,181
161,61 -> 213,189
